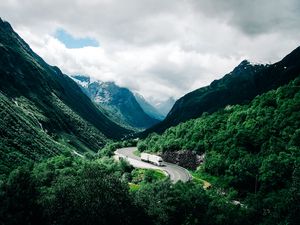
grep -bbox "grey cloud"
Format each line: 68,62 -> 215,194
190,0 -> 300,36
0,0 -> 299,103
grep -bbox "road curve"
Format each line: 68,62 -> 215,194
115,147 -> 191,183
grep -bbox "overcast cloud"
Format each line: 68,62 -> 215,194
0,0 -> 299,104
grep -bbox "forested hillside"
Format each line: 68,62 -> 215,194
0,19 -> 129,174
145,47 -> 300,135
138,75 -> 300,224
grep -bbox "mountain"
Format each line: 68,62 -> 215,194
133,92 -> 164,120
144,47 -> 300,135
71,75 -> 160,130
155,97 -> 176,116
0,18 -> 130,174
138,71 -> 300,225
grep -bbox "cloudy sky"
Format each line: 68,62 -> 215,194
1,0 -> 299,105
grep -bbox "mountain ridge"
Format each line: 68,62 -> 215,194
71,75 -> 160,130
0,18 -> 130,173
143,46 -> 300,135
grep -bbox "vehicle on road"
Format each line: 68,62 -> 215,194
115,148 -> 191,182
141,153 -> 163,166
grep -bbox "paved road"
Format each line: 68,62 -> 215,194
115,147 -> 191,183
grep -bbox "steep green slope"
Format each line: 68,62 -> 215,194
145,47 -> 300,135
0,18 -> 130,174
140,75 -> 300,157
138,75 -> 300,220
72,75 -> 160,130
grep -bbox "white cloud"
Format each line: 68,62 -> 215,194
1,0 -> 299,104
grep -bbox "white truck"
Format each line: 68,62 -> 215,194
140,153 -> 163,166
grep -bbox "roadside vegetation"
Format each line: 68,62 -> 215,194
131,169 -> 167,184
0,153 -> 253,225
137,76 -> 300,225
1,77 -> 299,225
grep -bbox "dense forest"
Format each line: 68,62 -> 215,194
1,75 -> 299,225
0,152 -> 258,225
138,75 -> 300,224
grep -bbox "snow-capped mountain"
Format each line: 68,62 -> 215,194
71,75 -> 160,130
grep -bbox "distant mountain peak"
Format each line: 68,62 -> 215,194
155,97 -> 176,116
0,17 -> 11,29
143,46 -> 300,135
227,59 -> 264,78
71,75 -> 160,129
71,75 -> 91,88
234,59 -> 253,70
133,92 -> 165,121
239,59 -> 250,65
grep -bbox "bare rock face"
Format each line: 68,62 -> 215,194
71,75 -> 160,129
161,150 -> 204,170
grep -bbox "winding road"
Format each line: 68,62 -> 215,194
115,147 -> 191,183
